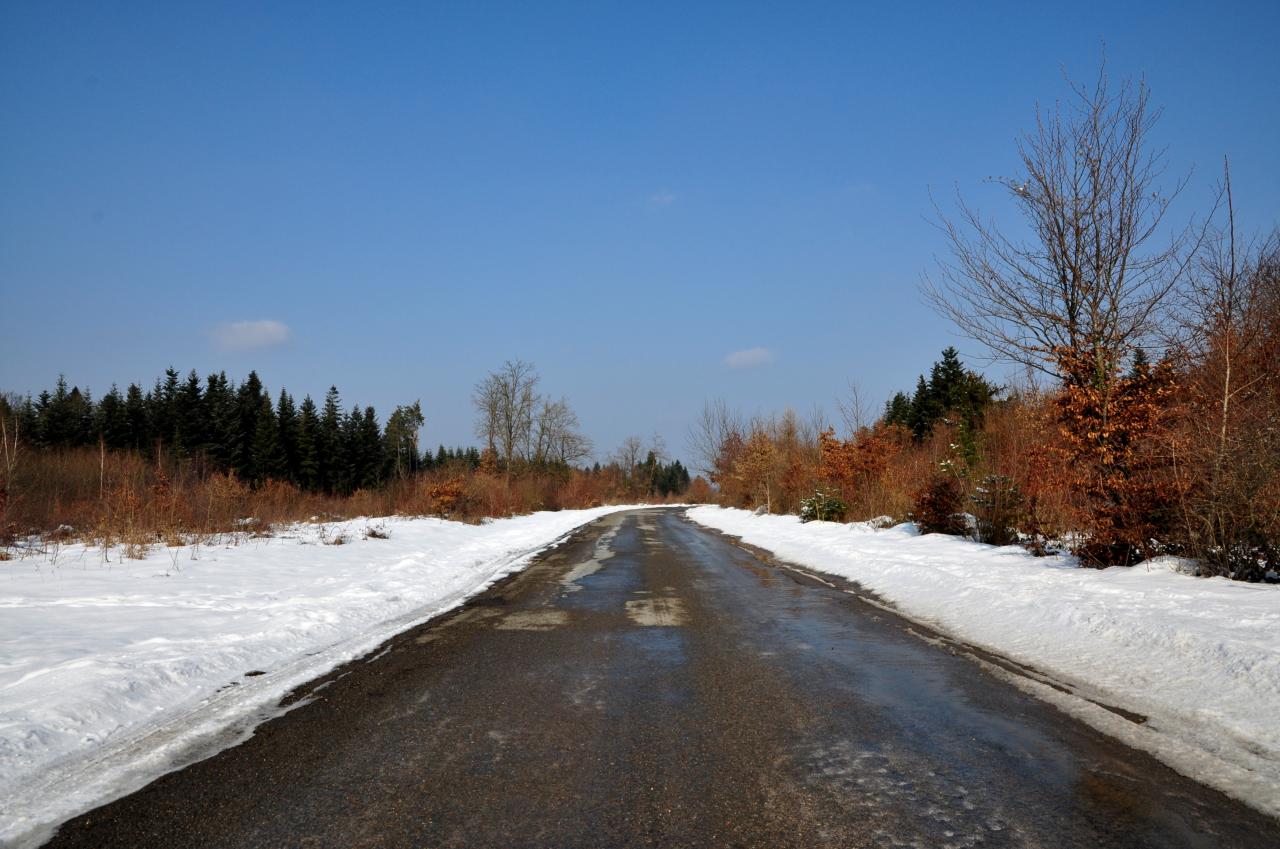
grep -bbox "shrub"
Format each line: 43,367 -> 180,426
970,474 -> 1024,546
799,490 -> 847,523
912,475 -> 967,536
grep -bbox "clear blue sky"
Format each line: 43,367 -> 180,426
3,1 -> 1277,464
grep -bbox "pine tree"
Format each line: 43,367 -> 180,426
33,389 -> 53,446
883,392 -> 913,430
151,367 -> 181,450
337,406 -> 363,493
358,406 -> 384,490
40,377 -> 93,447
204,373 -> 239,470
96,385 -> 130,449
173,370 -> 205,456
297,396 -> 321,490
319,386 -> 344,492
907,375 -> 936,440
235,372 -> 266,480
276,389 -> 300,484
249,393 -> 285,483
1127,348 -> 1150,381
124,383 -> 150,449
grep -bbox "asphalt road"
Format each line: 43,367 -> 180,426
40,508 -> 1279,848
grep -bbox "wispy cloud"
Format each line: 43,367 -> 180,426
648,190 -> 677,207
724,347 -> 775,369
210,319 -> 291,352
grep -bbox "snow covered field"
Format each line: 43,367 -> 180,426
686,506 -> 1280,817
0,506 -> 646,846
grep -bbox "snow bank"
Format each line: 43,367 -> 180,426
686,506 -> 1280,817
0,506 -> 644,846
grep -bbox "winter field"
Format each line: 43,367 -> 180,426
686,506 -> 1280,818
0,506 -> 650,846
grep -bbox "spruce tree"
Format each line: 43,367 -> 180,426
338,406 -> 364,493
297,396 -> 321,490
124,383 -> 150,450
249,393 -> 285,483
204,373 -> 239,471
908,375 -> 937,440
359,406 -> 384,489
319,387 -> 344,492
173,370 -> 204,456
235,372 -> 266,480
884,392 -> 913,430
96,385 -> 130,449
276,389 -> 300,484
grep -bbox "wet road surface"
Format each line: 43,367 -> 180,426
42,509 -> 1280,848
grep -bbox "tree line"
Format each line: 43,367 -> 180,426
1,369 -> 462,495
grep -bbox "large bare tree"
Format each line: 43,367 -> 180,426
532,397 -> 593,466
926,63 -> 1200,386
473,359 -> 539,479
474,361 -> 592,477
687,398 -> 742,480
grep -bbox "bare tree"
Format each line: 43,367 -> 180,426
0,396 -> 20,526
533,397 -> 593,466
926,61 -> 1201,386
836,382 -> 868,436
687,398 -> 742,479
1170,161 -> 1280,578
613,435 -> 644,478
473,359 -> 539,480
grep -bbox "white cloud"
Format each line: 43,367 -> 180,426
210,320 -> 291,352
648,190 -> 677,207
724,347 -> 775,369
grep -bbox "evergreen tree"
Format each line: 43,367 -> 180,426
204,372 -> 238,470
883,391 -> 913,430
73,386 -> 94,446
124,383 -> 150,450
297,396 -> 321,490
319,386 -> 344,492
384,402 -> 424,481
358,406 -> 384,490
337,406 -> 363,493
235,372 -> 266,479
172,370 -> 205,456
39,377 -> 92,447
276,389 -> 300,484
1127,348 -> 1150,381
151,367 -> 181,450
897,348 -> 997,443
249,393 -> 285,483
96,385 -> 130,449
907,375 -> 937,440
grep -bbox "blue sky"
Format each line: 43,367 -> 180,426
3,1 -> 1277,464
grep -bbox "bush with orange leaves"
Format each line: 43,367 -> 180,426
1053,348 -> 1183,566
817,425 -> 906,517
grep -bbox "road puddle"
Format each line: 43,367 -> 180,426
625,597 -> 688,626
560,522 -> 620,592
496,610 -> 570,631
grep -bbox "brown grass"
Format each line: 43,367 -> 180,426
0,447 -> 681,551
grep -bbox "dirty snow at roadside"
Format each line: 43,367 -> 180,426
686,506 -> 1280,817
0,506 -> 645,846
